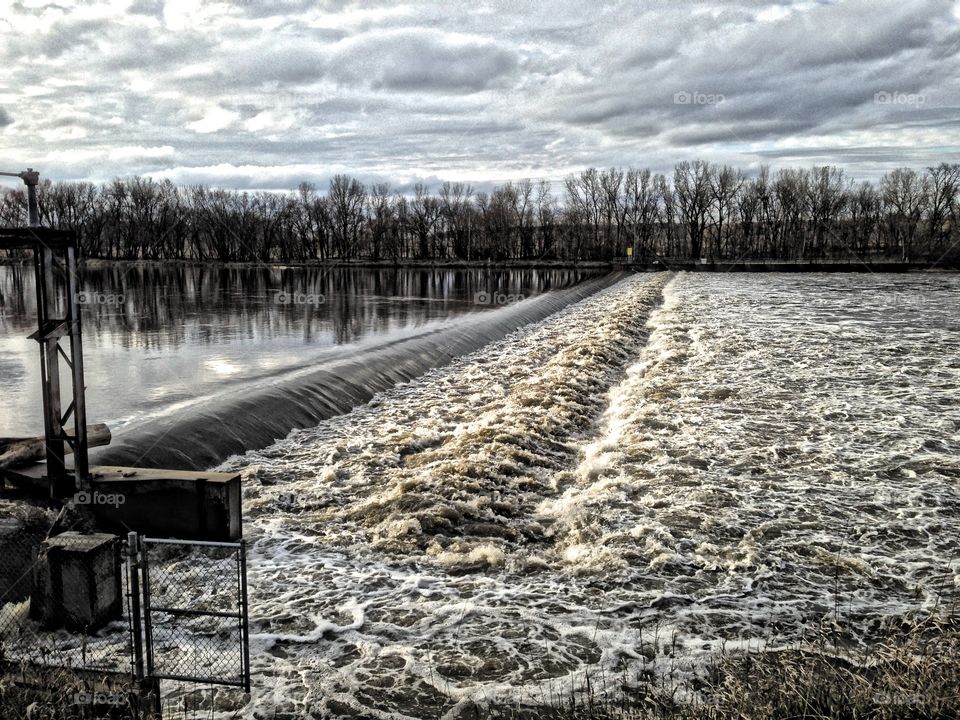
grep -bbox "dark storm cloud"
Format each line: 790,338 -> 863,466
0,0 -> 957,189
755,146 -> 950,162
667,119 -> 817,146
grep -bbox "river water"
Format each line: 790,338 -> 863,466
0,265 -> 598,445
214,271 -> 958,718
2,267 -> 958,718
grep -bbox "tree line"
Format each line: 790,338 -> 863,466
1,161 -> 958,264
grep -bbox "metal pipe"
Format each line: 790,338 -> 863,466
0,168 -> 40,226
239,538 -> 251,693
140,539 -> 155,680
22,169 -> 40,227
141,537 -> 244,548
65,243 -> 89,483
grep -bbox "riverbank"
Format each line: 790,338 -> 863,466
1,256 -> 954,272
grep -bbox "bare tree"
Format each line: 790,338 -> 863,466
328,174 -> 366,259
622,169 -> 655,261
674,160 -> 713,259
535,180 -> 556,259
709,164 -> 743,259
368,183 -> 393,262
805,166 -> 845,259
439,181 -> 474,260
881,168 -> 929,260
926,163 -> 960,256
411,183 -> 440,259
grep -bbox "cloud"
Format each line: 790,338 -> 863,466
328,29 -> 519,93
0,0 -> 957,188
186,107 -> 240,134
108,145 -> 176,161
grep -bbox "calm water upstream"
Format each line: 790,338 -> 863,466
0,265 -> 601,450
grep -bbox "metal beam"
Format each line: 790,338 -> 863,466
1,169 -> 90,497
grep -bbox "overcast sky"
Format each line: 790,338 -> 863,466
1,0 -> 958,192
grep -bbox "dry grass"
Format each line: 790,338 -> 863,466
0,656 -> 147,719
484,610 -> 960,720
702,612 -> 960,720
4,613 -> 957,718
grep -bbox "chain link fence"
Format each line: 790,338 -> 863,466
142,538 -> 250,690
0,506 -> 249,699
0,509 -> 134,675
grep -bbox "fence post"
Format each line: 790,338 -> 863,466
239,539 -> 251,693
126,531 -> 144,681
140,537 -> 155,680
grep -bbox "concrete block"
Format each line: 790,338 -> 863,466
4,464 -> 243,541
30,532 -> 122,631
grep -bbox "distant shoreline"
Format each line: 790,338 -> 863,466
0,257 -> 955,272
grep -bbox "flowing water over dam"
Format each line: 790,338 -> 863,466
0,265 -> 604,466
204,271 -> 959,718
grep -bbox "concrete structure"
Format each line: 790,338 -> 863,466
6,464 -> 243,542
1,189 -> 246,542
89,466 -> 242,541
30,532 -> 122,631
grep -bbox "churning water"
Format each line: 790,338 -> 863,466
214,271 -> 960,718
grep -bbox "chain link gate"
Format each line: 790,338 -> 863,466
133,536 -> 251,692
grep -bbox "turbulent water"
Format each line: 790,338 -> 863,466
201,271 -> 960,718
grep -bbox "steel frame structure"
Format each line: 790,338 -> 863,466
0,203 -> 89,498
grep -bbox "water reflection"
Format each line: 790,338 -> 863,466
0,264 -> 598,436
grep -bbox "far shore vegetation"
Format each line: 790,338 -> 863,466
1,162 -> 958,267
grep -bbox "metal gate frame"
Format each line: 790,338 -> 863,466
127,534 -> 250,692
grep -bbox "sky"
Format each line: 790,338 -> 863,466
0,0 -> 958,193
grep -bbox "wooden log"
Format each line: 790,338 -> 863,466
0,424 -> 111,471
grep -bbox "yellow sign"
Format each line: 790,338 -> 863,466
626,247 -> 633,257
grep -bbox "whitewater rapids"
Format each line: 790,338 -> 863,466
210,271 -> 959,719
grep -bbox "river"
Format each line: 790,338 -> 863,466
1,267 -> 958,718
